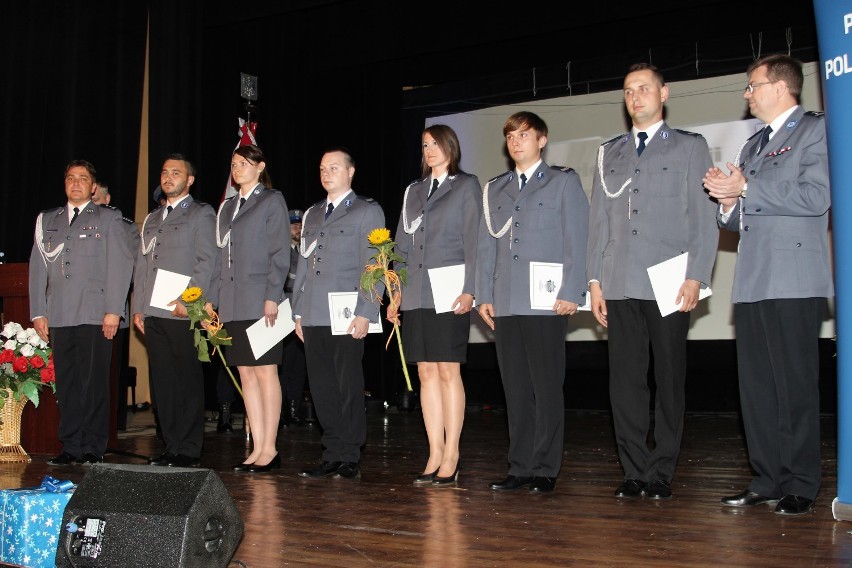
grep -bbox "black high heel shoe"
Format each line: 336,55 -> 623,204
413,469 -> 439,485
432,461 -> 460,486
232,461 -> 254,472
248,454 -> 281,473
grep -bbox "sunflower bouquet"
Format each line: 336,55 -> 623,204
180,287 -> 241,396
360,227 -> 412,391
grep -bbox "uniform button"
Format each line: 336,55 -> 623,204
632,209 -> 638,215
421,227 -> 425,232
158,229 -> 163,233
318,244 -> 323,249
66,236 -> 71,240
65,275 -> 70,279
755,208 -> 762,212
632,230 -> 638,235
749,170 -> 756,176
319,232 -> 325,237
632,188 -> 639,193
316,271 -> 321,275
796,243 -> 802,247
634,168 -> 640,174
513,255 -> 519,260
743,226 -> 749,231
513,238 -> 519,243
64,262 -> 69,266
156,242 -> 161,246
514,222 -> 520,227
418,264 -> 422,268
515,206 -> 520,211
419,245 -> 423,249
154,255 -> 159,259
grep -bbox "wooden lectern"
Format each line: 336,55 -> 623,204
0,263 -> 118,455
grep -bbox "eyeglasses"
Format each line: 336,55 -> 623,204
744,81 -> 774,94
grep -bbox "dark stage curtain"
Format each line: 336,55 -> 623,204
0,1 -> 148,262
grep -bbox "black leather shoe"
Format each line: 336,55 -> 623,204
299,461 -> 342,478
149,452 -> 177,466
168,454 -> 200,468
413,469 -> 438,485
432,461 -> 460,486
530,476 -> 556,493
774,494 -> 815,515
233,461 -> 254,472
48,452 -> 81,466
614,479 -> 647,498
248,454 -> 281,473
721,489 -> 778,507
80,453 -> 104,466
335,462 -> 361,479
489,475 -> 533,491
644,478 -> 672,500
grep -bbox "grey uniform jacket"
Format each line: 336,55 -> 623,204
394,173 -> 482,310
587,124 -> 719,301
132,196 -> 218,319
292,192 -> 385,326
29,204 -> 136,326
718,107 -> 833,303
476,162 -> 589,316
215,185 -> 290,323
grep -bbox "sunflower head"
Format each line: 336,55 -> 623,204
181,287 -> 203,303
367,227 -> 391,245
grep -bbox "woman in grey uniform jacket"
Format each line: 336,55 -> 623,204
215,144 -> 290,473
387,124 -> 482,486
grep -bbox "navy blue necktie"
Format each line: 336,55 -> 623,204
69,207 -> 79,226
756,126 -> 773,154
165,205 -> 173,218
519,173 -> 527,191
428,178 -> 439,200
637,131 -> 648,156
325,203 -> 334,220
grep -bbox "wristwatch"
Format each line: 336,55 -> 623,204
739,182 -> 748,198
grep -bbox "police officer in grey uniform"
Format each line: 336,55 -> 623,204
477,111 -> 589,493
294,147 -> 385,481
704,54 -> 832,516
133,154 -> 217,468
29,159 -> 136,466
587,63 -> 718,500
280,208 -> 308,427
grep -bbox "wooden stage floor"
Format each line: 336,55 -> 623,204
3,407 -> 850,567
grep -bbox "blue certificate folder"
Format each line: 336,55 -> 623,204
0,477 -> 75,568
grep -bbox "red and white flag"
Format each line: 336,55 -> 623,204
221,118 -> 258,203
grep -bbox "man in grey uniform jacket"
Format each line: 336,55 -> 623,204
133,154 -> 218,468
29,159 -> 136,465
293,147 -> 385,481
587,63 -> 718,500
704,54 -> 832,516
477,111 -> 589,493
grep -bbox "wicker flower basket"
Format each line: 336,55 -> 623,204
0,390 -> 31,463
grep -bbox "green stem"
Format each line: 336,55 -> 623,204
394,322 -> 412,392
216,348 -> 243,397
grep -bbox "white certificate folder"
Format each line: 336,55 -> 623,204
428,264 -> 468,314
328,292 -> 383,335
149,269 -> 191,310
247,300 -> 296,360
646,252 -> 712,317
529,262 -> 590,311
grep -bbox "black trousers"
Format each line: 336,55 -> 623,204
735,298 -> 825,500
606,299 -> 690,483
493,315 -> 567,477
280,331 -> 307,401
302,326 -> 365,463
144,317 -> 205,457
52,324 -> 113,457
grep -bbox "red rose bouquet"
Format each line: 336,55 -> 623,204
0,322 -> 57,409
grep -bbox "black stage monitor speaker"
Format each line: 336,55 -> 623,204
55,464 -> 244,568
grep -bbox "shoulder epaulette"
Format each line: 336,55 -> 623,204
223,194 -> 237,202
804,110 -> 824,117
100,204 -> 119,210
121,216 -> 134,224
357,195 -> 376,203
674,129 -> 702,137
550,165 -> 576,173
601,133 -> 626,146
487,171 -> 512,184
43,206 -> 64,214
194,200 -> 214,209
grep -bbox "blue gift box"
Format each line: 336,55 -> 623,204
0,477 -> 75,568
